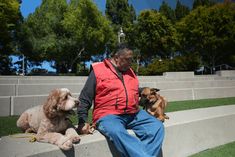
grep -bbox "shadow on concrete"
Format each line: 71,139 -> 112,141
61,147 -> 75,157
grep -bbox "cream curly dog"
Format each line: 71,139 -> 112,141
16,88 -> 80,150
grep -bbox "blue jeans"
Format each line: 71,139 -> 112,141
96,109 -> 164,157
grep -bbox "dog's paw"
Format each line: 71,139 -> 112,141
158,116 -> 165,122
71,136 -> 80,144
60,139 -> 73,150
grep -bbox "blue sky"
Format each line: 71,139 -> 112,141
20,0 -> 42,17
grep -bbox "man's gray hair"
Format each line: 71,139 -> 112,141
111,43 -> 133,57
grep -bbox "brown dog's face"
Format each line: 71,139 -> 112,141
44,88 -> 79,118
139,87 -> 160,107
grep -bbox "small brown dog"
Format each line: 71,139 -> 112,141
139,87 -> 169,122
17,88 -> 80,150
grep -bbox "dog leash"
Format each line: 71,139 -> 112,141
9,133 -> 37,142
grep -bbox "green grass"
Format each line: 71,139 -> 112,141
166,97 -> 235,112
189,141 -> 235,157
1,97 -> 235,138
0,116 -> 21,137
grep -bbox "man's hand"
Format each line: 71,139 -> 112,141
77,123 -> 95,134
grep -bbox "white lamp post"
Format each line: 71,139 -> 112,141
22,54 -> 25,76
118,27 -> 125,43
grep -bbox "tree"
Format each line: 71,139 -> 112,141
0,0 -> 21,54
175,0 -> 190,21
193,0 -> 216,9
177,3 -> 235,71
18,0 -> 69,73
131,10 -> 178,63
20,0 -> 115,74
159,0 -> 176,23
0,0 -> 21,74
62,0 -> 116,72
105,0 -> 136,27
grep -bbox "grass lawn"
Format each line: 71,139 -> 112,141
189,141 -> 235,157
166,97 -> 235,112
1,97 -> 235,156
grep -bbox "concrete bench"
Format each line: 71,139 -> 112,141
1,105 -> 235,157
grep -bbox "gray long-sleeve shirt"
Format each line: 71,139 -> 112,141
77,70 -> 96,124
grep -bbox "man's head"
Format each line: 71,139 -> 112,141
111,43 -> 133,72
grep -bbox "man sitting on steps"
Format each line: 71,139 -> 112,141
77,43 -> 164,157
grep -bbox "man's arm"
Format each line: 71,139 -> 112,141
77,70 -> 96,125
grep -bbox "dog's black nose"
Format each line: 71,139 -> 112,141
139,97 -> 149,107
75,99 -> 80,105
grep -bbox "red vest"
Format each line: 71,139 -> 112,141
92,59 -> 139,123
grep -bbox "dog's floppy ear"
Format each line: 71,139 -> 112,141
43,89 -> 60,118
151,88 -> 160,92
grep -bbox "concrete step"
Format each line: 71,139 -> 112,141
1,105 -> 235,157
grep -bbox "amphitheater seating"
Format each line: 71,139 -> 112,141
0,70 -> 235,157
0,70 -> 235,116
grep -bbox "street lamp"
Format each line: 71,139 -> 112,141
68,48 -> 84,73
22,54 -> 25,76
118,27 -> 125,43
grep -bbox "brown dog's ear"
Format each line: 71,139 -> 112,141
151,88 -> 160,92
43,89 -> 60,118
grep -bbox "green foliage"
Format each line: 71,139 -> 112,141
19,0 -> 69,73
0,0 -> 21,54
63,0 -> 115,57
193,0 -> 216,9
159,1 -> 176,23
175,0 -> 190,21
131,10 -> 178,62
177,3 -> 235,69
0,55 -> 16,75
19,0 -> 115,74
138,52 -> 200,75
2,0 -> 234,75
105,0 -> 136,48
0,0 -> 21,74
105,0 -> 136,26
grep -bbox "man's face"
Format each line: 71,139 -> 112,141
115,49 -> 133,72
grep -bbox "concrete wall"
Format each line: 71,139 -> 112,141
1,80 -> 235,97
163,71 -> 194,78
1,71 -> 235,116
216,70 -> 235,77
0,96 -> 11,116
0,85 -> 16,96
1,86 -> 234,116
160,87 -> 235,101
1,105 -> 235,157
